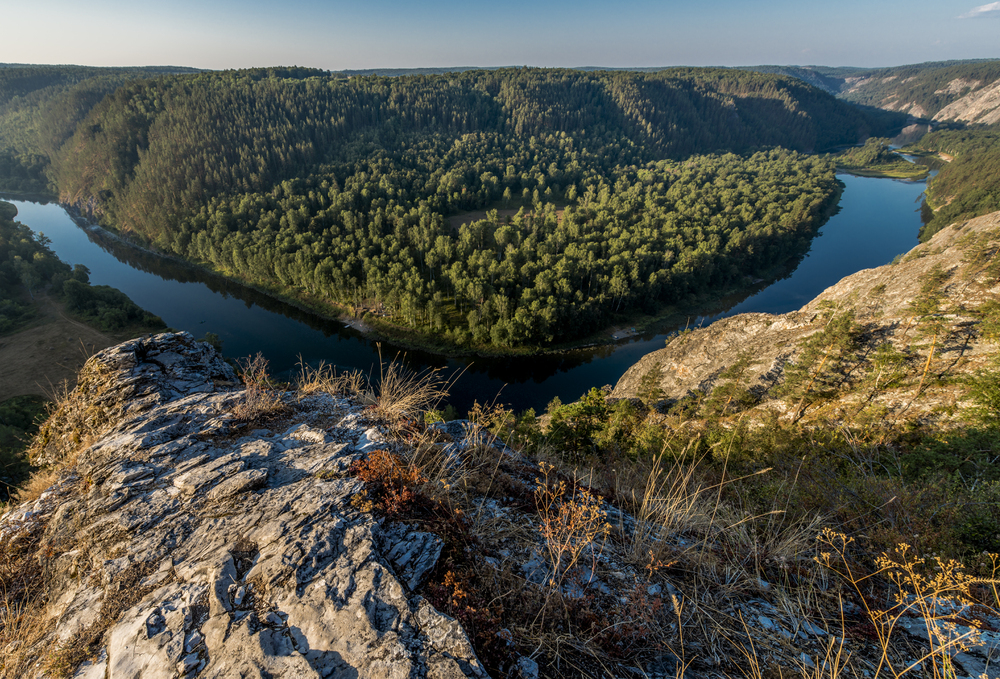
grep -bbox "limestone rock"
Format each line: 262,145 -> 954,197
1,332 -> 486,678
613,210 -> 1000,425
933,77 -> 1000,126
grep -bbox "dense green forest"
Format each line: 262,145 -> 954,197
175,149 -> 839,347
0,64 -> 200,194
827,137 -> 928,178
912,128 -> 1000,241
0,201 -> 165,335
0,66 -> 894,350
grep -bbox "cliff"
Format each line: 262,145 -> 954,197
0,333 -> 484,678
613,209 -> 1000,427
932,77 -> 1000,126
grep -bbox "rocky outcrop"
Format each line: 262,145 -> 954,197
933,77 -> 1000,126
613,210 -> 1000,420
1,333 -> 485,678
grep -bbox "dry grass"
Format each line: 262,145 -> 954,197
27,358 -> 122,469
6,467 -> 61,508
0,489 -> 56,678
0,594 -> 54,679
621,447 -> 715,567
297,348 -> 451,424
365,351 -> 450,424
374,402 -> 1000,679
295,357 -> 365,397
232,353 -> 286,422
43,560 -> 162,679
816,529 -> 1000,679
1,354 -> 129,678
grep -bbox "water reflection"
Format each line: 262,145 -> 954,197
4,171 -> 929,414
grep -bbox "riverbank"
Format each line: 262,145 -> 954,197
8,170 -> 929,415
0,295 -> 132,401
58,182 -> 846,361
835,164 -> 929,179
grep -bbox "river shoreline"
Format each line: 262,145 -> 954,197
48,184 -> 844,362
5,172 -> 929,414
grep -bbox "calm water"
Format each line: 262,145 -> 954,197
5,172 -> 928,413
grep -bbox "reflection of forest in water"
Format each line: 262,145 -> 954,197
9,170 -> 930,413
65,210 -> 619,386
75,220 -> 344,335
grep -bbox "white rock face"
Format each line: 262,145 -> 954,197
1,333 -> 485,678
933,77 -> 1000,125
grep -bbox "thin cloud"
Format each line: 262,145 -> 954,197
959,2 -> 1000,18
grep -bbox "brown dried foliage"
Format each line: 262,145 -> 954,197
0,514 -> 52,678
349,449 -> 428,518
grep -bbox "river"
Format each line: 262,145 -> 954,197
4,172 -> 929,414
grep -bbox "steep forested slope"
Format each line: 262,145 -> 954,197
0,64 -> 200,193
913,128 -> 1000,240
47,67 -> 875,228
0,66 -> 890,350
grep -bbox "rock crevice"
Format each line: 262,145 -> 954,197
1,332 -> 485,678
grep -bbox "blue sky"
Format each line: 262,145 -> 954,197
4,0 -> 999,70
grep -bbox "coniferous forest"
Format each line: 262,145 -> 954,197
0,66 -> 899,350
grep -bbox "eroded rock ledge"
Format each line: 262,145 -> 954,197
613,209 -> 1000,424
1,332 -> 485,678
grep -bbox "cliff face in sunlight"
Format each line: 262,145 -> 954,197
1,333 -> 484,678
614,210 -> 1000,428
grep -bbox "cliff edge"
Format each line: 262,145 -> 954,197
613,209 -> 1000,426
0,333 -> 484,678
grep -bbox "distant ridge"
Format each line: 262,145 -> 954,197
331,66 -> 502,77
0,63 -> 202,73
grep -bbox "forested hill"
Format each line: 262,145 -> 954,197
48,67 -> 879,219
0,63 -> 201,193
0,66 -> 892,351
743,60 -> 1000,117
752,60 -> 1000,246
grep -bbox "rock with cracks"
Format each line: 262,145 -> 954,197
1,332 -> 486,678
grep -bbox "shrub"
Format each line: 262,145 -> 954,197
232,353 -> 286,422
534,462 -> 610,596
349,449 -> 427,518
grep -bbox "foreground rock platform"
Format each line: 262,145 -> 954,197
0,332 -> 485,678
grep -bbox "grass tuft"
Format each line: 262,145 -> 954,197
232,353 -> 286,422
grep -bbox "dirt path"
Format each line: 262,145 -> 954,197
0,296 -> 118,401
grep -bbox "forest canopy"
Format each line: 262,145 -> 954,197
913,129 -> 1000,241
0,66 -> 891,349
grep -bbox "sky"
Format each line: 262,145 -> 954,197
2,0 -> 999,71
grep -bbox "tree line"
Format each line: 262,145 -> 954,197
0,66 -> 892,349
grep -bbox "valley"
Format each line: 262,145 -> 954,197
1,56 -> 999,679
